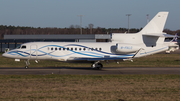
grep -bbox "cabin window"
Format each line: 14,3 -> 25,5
67,48 -> 69,50
99,48 -> 102,51
63,48 -> 66,50
91,48 -> 94,51
83,48 -> 86,51
51,48 -> 53,50
71,48 -> 73,51
75,48 -> 77,51
59,48 -> 61,50
79,48 -> 81,51
95,48 -> 98,51
21,45 -> 26,49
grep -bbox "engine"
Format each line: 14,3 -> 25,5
116,43 -> 141,53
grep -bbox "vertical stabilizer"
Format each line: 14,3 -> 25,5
171,33 -> 178,42
139,12 -> 169,34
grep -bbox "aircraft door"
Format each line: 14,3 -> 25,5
30,45 -> 38,59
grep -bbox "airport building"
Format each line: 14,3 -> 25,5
1,34 -> 179,52
0,34 -> 111,52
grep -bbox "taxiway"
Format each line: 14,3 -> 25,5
0,67 -> 179,75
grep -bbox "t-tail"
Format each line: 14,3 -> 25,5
171,33 -> 178,42
166,33 -> 179,53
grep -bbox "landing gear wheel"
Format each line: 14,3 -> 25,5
96,63 -> 103,70
91,62 -> 103,70
25,66 -> 28,69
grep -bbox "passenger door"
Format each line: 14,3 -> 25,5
30,45 -> 38,59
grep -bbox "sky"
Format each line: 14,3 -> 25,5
0,0 -> 180,30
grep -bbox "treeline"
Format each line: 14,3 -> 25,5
0,25 -> 179,39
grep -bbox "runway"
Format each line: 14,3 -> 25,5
0,67 -> 180,75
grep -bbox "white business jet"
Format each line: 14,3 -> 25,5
2,12 -> 179,69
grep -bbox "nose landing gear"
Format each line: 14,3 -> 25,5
25,60 -> 30,69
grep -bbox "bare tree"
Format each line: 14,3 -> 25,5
69,25 -> 75,29
75,25 -> 80,28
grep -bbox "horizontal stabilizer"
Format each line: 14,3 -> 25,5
142,33 -> 176,37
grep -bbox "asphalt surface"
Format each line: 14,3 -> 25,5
0,67 -> 180,75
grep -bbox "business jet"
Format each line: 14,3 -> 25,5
2,12 -> 179,69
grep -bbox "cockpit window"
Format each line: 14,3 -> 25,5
16,46 -> 21,49
21,45 -> 26,49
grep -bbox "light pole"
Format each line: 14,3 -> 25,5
77,15 -> 84,34
126,14 -> 131,33
147,14 -> 149,24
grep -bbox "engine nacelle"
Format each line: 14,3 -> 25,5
116,43 -> 141,53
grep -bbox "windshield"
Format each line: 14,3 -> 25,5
16,46 -> 21,49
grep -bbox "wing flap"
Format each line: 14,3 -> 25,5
68,57 -> 128,61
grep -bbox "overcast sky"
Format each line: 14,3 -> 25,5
0,0 -> 180,30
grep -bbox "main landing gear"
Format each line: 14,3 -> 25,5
25,60 -> 30,69
91,61 -> 103,70
24,60 -> 39,69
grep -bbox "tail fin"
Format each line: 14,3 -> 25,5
139,12 -> 169,34
171,33 -> 178,42
166,33 -> 179,53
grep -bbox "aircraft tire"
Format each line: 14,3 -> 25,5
97,63 -> 103,70
91,63 -> 103,70
25,66 -> 29,69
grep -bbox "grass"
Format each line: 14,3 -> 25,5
0,53 -> 180,67
0,53 -> 180,100
0,75 -> 180,101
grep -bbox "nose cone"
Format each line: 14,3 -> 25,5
2,52 -> 11,58
2,52 -> 8,58
2,50 -> 20,59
